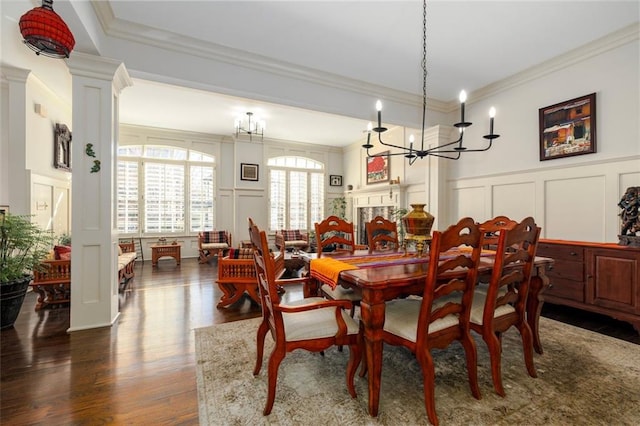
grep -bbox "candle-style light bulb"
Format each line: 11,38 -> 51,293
366,122 -> 373,144
489,107 -> 496,135
459,90 -> 467,123
375,100 -> 382,129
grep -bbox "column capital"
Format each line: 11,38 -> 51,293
66,52 -> 132,94
1,65 -> 31,84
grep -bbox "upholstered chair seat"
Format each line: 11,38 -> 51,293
282,297 -> 360,341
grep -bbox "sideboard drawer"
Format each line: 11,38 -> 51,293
546,276 -> 585,302
546,260 -> 584,282
538,243 -> 584,262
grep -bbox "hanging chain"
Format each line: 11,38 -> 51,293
420,0 -> 428,153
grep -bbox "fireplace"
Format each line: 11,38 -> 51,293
357,206 -> 394,245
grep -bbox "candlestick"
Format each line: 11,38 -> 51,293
459,90 -> 467,123
367,122 -> 372,144
376,100 -> 382,129
489,107 -> 496,135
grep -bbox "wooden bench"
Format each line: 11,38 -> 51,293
30,242 -> 137,311
216,246 -> 284,308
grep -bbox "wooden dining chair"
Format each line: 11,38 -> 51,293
475,215 -> 519,292
315,215 -> 357,256
248,218 -> 362,415
365,216 -> 399,253
469,216 -> 541,397
314,216 -> 361,316
379,217 -> 483,426
479,215 -> 517,249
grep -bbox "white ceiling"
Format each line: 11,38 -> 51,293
5,1 -> 640,147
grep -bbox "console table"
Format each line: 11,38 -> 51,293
537,239 -> 640,333
151,244 -> 181,267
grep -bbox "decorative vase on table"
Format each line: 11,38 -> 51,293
402,203 -> 435,256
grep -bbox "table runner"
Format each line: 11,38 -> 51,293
310,248 -> 494,288
310,252 -> 428,288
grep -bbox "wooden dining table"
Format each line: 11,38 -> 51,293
302,249 -> 553,417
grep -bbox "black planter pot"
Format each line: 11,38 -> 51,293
1,275 -> 32,329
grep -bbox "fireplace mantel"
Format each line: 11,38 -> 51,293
348,185 -> 405,244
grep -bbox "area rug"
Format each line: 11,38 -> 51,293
195,317 -> 639,425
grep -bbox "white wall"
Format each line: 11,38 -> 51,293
445,28 -> 640,242
447,28 -> 639,180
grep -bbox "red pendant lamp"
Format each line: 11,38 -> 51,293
19,0 -> 75,59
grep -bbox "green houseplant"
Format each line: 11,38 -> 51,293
330,196 -> 347,219
1,213 -> 55,329
390,207 -> 409,245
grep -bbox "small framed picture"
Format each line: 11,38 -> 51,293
54,123 -> 72,171
367,151 -> 390,184
240,163 -> 259,181
329,175 -> 343,187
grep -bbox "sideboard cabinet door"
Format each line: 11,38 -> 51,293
585,248 -> 640,316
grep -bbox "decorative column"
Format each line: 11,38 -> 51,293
1,66 -> 32,214
66,53 -> 132,331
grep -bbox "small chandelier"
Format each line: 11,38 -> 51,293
363,0 -> 500,165
19,0 -> 75,59
235,112 -> 265,142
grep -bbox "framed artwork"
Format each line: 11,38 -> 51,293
329,175 -> 343,187
366,151 -> 390,184
54,123 -> 72,171
539,93 -> 596,161
240,163 -> 259,181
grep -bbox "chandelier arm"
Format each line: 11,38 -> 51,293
376,132 -> 414,151
425,151 -> 462,160
421,136 -> 463,154
437,140 -> 495,153
427,137 -> 496,154
368,149 -> 415,158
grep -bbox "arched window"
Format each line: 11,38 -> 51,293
267,156 -> 324,232
117,145 -> 216,235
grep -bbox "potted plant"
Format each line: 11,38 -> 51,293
330,196 -> 347,219
0,213 -> 55,329
57,232 -> 72,246
390,207 -> 409,246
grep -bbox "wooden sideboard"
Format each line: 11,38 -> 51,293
537,239 -> 640,333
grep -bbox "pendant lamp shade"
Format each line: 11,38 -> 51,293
19,0 -> 75,59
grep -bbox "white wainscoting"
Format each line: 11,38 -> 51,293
235,189 -> 267,242
448,156 -> 640,243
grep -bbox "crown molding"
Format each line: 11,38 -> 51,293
90,3 -> 638,115
469,23 -> 640,105
90,1 -> 421,108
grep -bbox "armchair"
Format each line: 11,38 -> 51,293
198,230 -> 232,263
274,229 -> 309,251
248,218 -> 361,415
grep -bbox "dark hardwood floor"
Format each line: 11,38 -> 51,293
1,257 -> 638,424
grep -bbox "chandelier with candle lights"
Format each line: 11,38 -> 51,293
362,0 -> 500,165
235,112 -> 265,142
